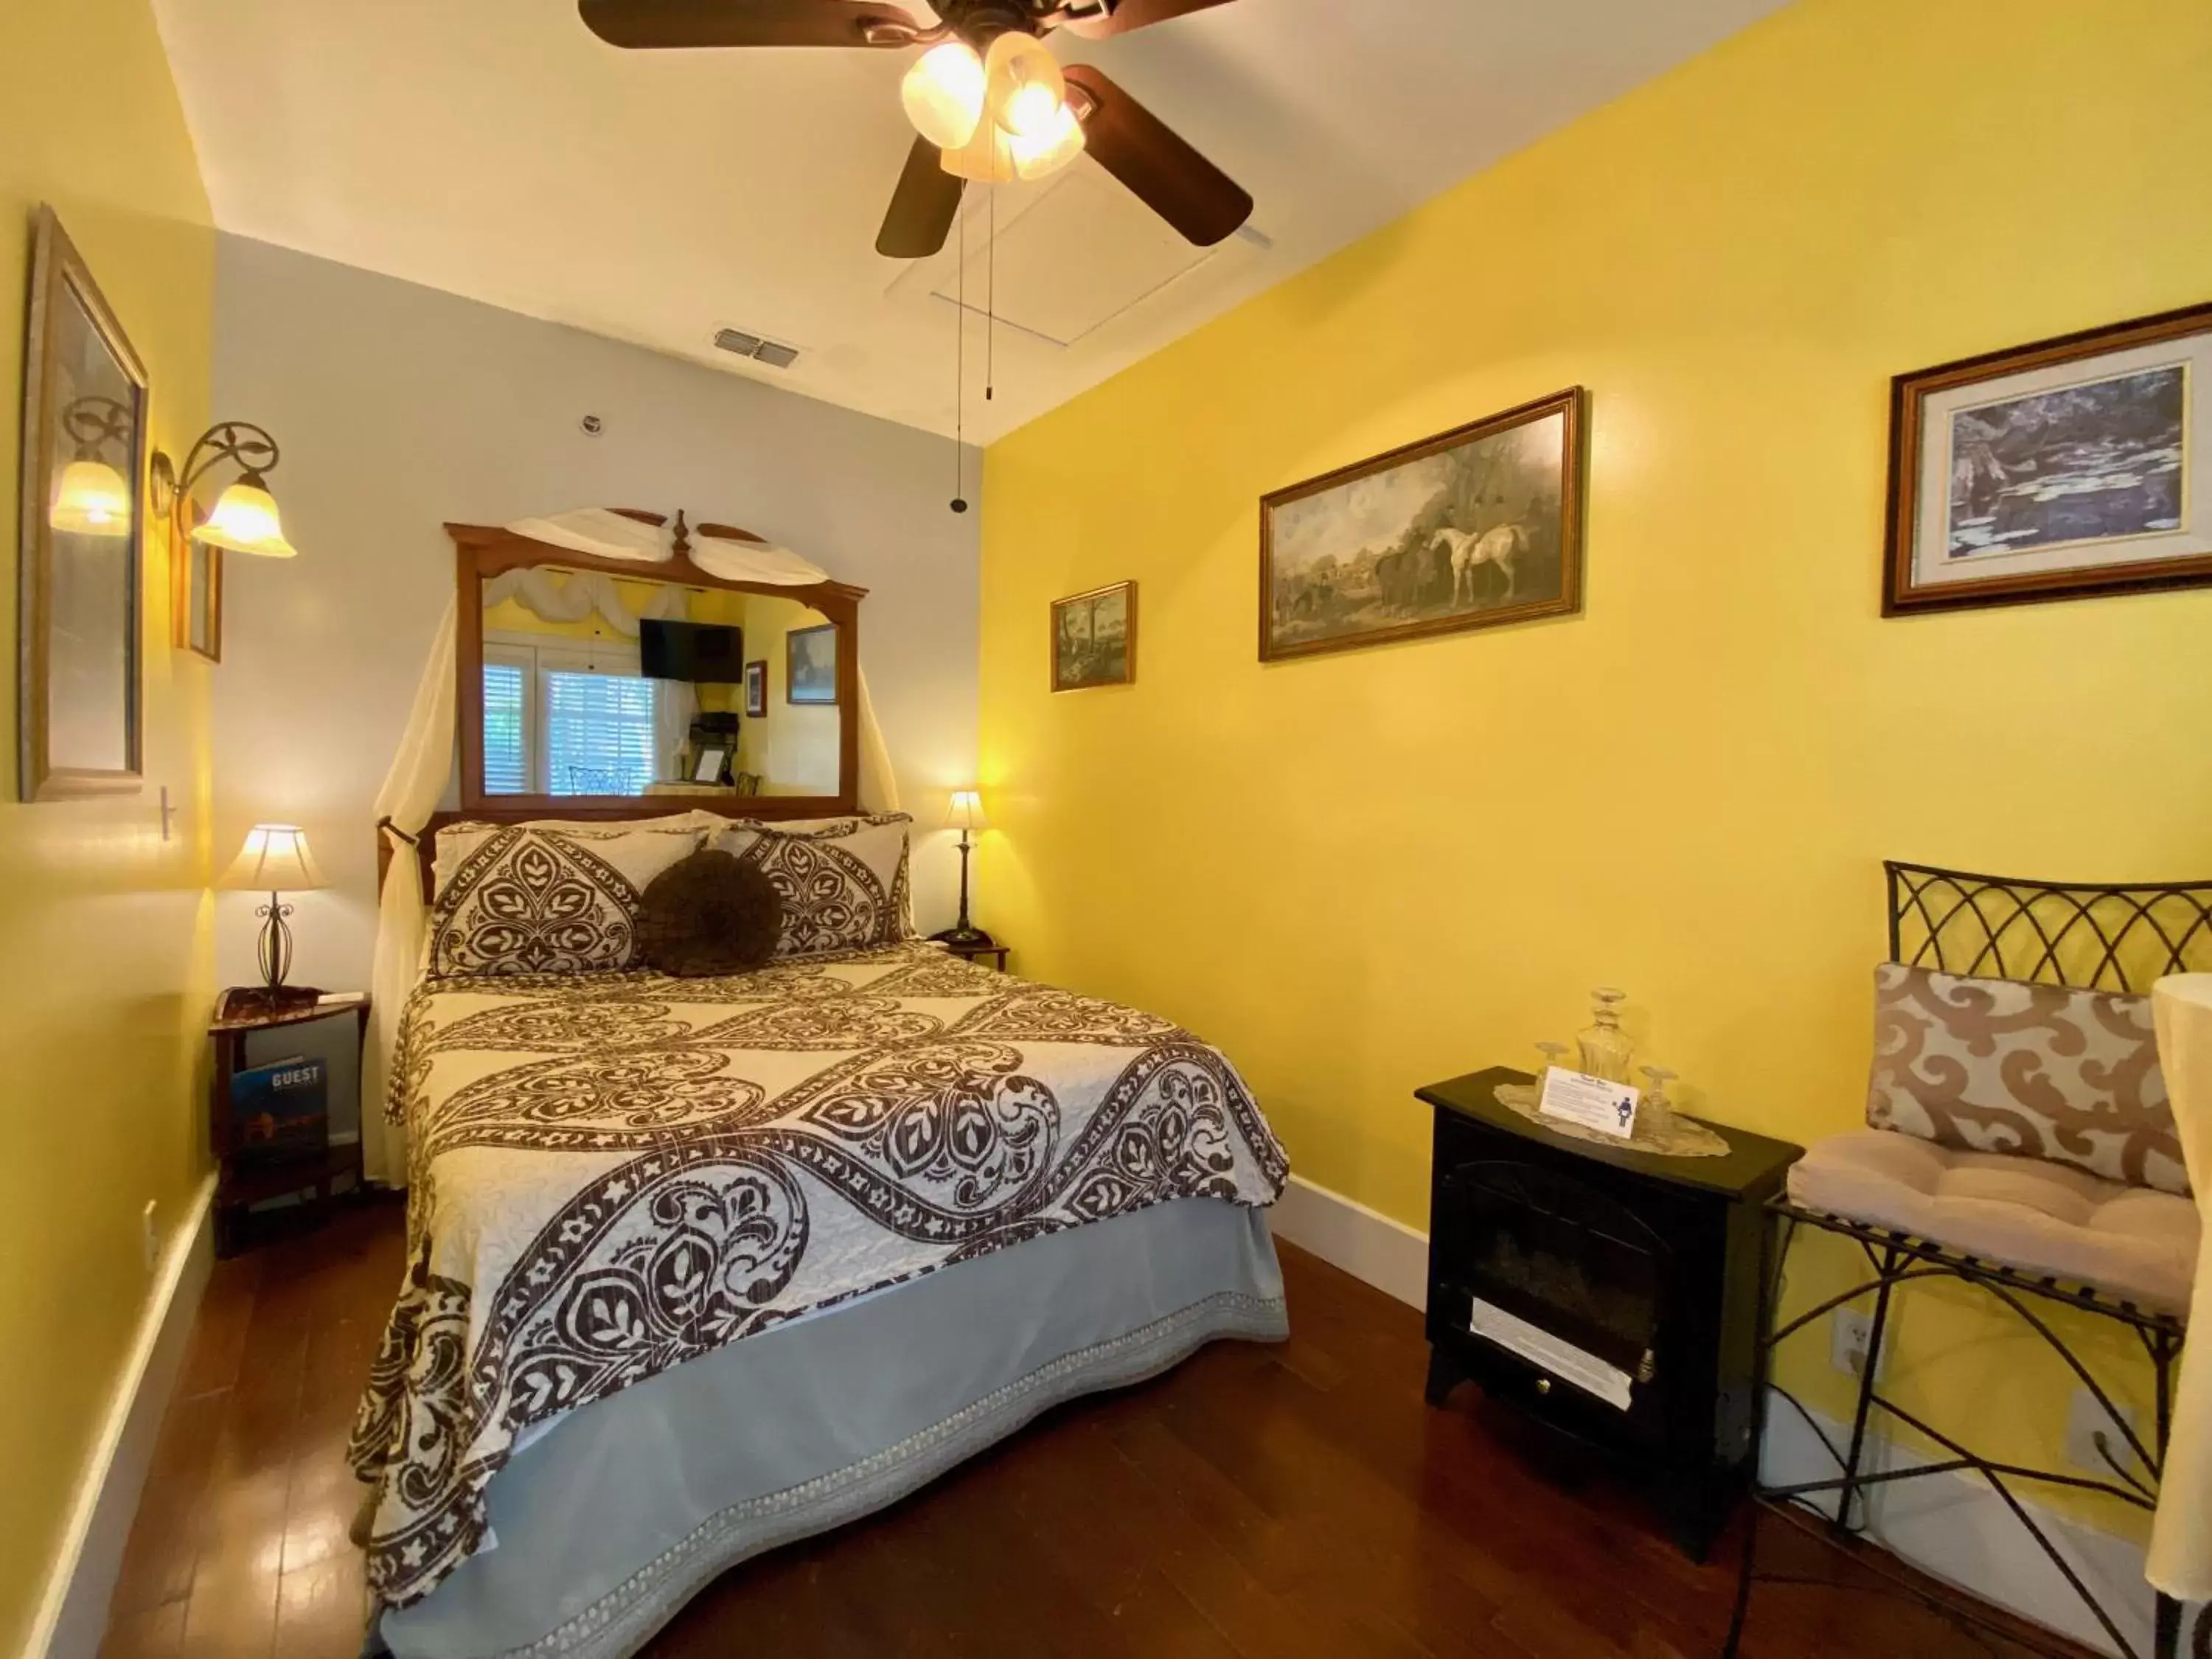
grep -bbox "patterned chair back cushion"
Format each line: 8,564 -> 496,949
428,821 -> 707,976
709,813 -> 914,959
1869,962 -> 2188,1195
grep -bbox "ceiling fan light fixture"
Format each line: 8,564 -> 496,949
1009,101 -> 1086,179
940,113 -> 1017,183
901,40 -> 986,150
984,31 -> 1065,139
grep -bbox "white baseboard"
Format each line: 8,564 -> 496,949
27,1174 -> 217,1659
1267,1173 -> 1429,1310
1760,1391 -> 2164,1658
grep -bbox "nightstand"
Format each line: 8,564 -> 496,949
943,940 -> 1010,972
208,990 -> 372,1255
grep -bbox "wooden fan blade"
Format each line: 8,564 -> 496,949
579,0 -> 917,49
1061,0 -> 1238,41
877,138 -> 965,258
1063,64 -> 1251,246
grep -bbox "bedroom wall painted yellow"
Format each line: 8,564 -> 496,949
979,0 -> 2212,1536
0,0 -> 218,1646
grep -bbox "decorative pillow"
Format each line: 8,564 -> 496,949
1868,962 -> 2187,1195
708,813 -> 914,959
426,821 -> 707,976
636,850 -> 783,977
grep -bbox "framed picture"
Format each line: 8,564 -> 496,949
17,205 -> 146,801
1260,388 -> 1586,663
691,742 -> 731,785
1051,580 -> 1136,692
787,622 -> 837,705
743,658 -> 767,717
172,507 -> 220,661
1885,302 -> 2212,614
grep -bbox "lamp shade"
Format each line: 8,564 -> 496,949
195,476 -> 297,557
1010,102 -> 1085,180
901,40 -> 986,150
945,788 -> 985,831
49,458 -> 133,537
220,824 -> 327,892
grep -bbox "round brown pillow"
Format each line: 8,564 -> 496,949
636,849 -> 783,977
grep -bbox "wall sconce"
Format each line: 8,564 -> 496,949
150,420 -> 299,558
48,395 -> 136,537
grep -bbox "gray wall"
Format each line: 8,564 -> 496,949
212,234 -> 980,1000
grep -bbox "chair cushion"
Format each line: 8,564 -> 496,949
1869,962 -> 2187,1194
1790,1129 -> 2198,1313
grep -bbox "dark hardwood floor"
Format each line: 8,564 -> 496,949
100,1197 -> 2039,1659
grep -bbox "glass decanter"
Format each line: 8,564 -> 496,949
1577,987 -> 1633,1082
1639,1065 -> 1679,1137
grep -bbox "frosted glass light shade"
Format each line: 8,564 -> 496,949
945,788 -> 985,831
941,116 -> 1016,183
220,824 -> 328,892
49,458 -> 133,537
195,477 -> 297,557
984,32 -> 1065,139
1010,102 -> 1085,179
902,41 -> 985,150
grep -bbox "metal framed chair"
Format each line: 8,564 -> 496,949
1725,861 -> 2212,1659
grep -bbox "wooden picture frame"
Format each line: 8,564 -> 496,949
743,658 -> 767,717
1885,302 -> 2212,615
1051,580 -> 1136,692
18,205 -> 147,801
1259,388 -> 1587,663
171,506 -> 221,661
787,622 -> 837,705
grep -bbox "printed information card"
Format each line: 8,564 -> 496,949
1536,1066 -> 1641,1141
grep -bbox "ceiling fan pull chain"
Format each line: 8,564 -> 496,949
950,192 -> 969,515
986,182 -> 996,404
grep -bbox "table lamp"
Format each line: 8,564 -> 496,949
929,788 -> 994,949
219,824 -> 328,1012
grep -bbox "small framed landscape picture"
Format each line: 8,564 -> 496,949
786,623 -> 837,705
743,658 -> 767,717
1885,302 -> 2212,613
173,510 -> 220,661
1051,580 -> 1135,692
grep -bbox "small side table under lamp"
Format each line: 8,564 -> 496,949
930,788 -> 995,951
218,822 -> 330,1015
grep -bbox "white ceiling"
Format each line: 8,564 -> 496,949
153,0 -> 1786,445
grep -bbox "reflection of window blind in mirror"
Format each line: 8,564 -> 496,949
482,662 -> 529,795
545,672 -> 658,797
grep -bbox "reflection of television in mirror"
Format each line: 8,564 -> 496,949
641,619 -> 742,684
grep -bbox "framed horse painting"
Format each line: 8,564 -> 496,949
1259,389 -> 1587,663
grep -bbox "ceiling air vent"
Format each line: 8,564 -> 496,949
712,327 -> 801,369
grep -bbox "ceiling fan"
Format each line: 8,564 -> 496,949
578,0 -> 1255,259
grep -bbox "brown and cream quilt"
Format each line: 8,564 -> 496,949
349,943 -> 1289,1607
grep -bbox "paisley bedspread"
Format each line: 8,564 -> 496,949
349,942 -> 1289,1608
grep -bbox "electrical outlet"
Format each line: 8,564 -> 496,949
2066,1389 -> 2140,1478
1830,1308 -> 1884,1380
140,1200 -> 159,1272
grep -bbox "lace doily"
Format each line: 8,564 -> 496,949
1492,1082 -> 1731,1159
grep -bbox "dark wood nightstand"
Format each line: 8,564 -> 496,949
942,940 -> 1010,971
209,990 -> 372,1255
1415,1065 -> 1801,1559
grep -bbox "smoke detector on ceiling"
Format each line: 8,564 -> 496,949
712,326 -> 801,369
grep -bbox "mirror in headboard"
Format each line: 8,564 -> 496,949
449,520 -> 864,820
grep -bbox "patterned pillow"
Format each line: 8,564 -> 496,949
427,821 -> 707,976
709,813 -> 914,959
1868,962 -> 2187,1194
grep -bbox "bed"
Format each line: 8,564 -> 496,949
353,815 -> 1290,1659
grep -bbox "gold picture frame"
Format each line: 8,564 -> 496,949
172,503 -> 221,661
17,205 -> 147,801
1051,580 -> 1136,692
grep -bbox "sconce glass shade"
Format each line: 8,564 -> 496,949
984,32 -> 1065,139
1009,102 -> 1086,179
945,788 -> 985,831
195,476 -> 297,557
219,824 -> 328,892
902,41 -> 987,150
49,458 -> 133,537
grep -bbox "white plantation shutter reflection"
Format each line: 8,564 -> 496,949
481,659 -> 529,795
544,670 -> 658,796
